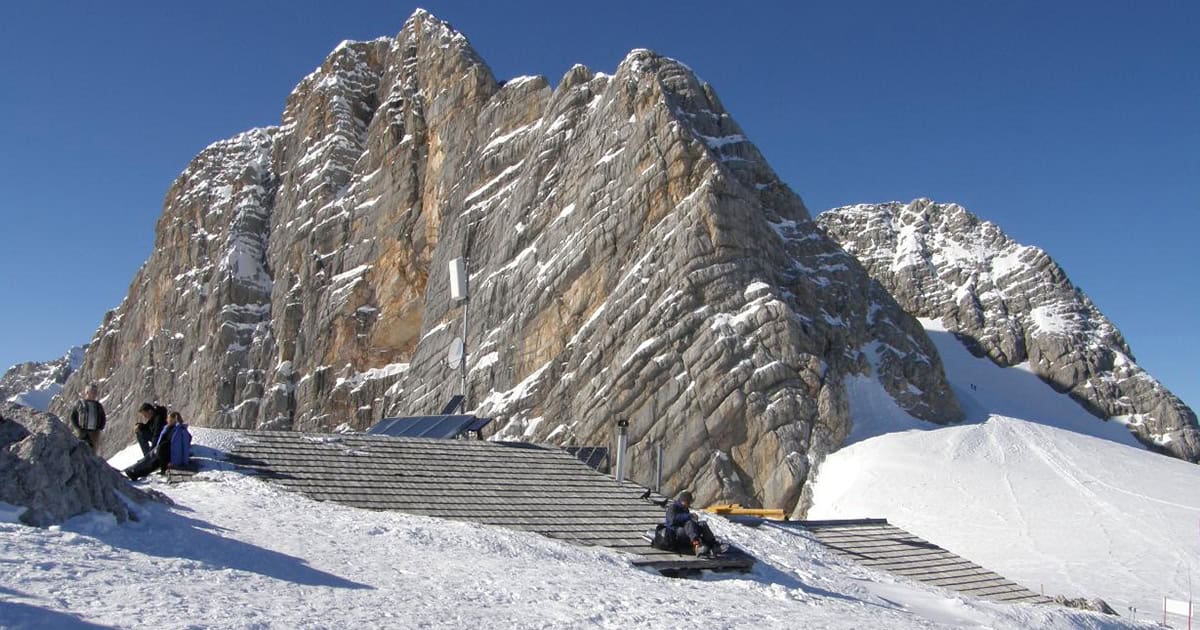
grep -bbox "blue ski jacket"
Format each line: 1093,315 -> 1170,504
169,424 -> 192,468
153,423 -> 192,468
665,500 -> 693,527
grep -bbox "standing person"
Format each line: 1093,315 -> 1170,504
664,491 -> 724,557
134,402 -> 168,456
69,383 -> 107,450
124,411 -> 191,481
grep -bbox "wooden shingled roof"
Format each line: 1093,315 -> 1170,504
226,431 -> 753,574
781,519 -> 1053,605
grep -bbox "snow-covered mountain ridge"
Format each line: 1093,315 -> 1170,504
809,315 -> 1200,619
818,199 -> 1199,461
0,345 -> 85,411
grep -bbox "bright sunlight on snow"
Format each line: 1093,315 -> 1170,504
810,318 -> 1200,623
0,428 -> 1145,629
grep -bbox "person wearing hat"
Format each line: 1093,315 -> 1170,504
664,490 -> 722,557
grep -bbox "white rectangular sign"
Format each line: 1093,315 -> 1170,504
1164,597 -> 1191,617
449,258 -> 467,301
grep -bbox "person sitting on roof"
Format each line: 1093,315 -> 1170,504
124,410 -> 192,481
665,491 -> 723,557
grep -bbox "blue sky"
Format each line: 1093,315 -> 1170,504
1,1 -> 1196,411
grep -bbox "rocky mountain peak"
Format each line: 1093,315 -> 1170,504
1,346 -> 86,411
55,11 -> 962,516
818,199 -> 1199,462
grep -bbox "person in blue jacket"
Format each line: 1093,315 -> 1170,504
664,491 -> 722,556
124,410 -> 191,481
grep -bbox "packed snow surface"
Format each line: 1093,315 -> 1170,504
1,432 -> 1141,629
810,318 -> 1200,622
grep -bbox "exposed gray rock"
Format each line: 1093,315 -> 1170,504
0,402 -> 156,527
54,10 -> 961,516
1,345 -> 86,410
818,199 -> 1200,462
1052,595 -> 1117,616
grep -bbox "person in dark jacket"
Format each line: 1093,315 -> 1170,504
69,383 -> 107,450
664,491 -> 722,556
124,410 -> 191,481
134,402 -> 168,456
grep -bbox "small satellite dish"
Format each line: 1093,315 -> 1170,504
447,337 -> 464,369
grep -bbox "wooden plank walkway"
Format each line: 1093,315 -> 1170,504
776,519 -> 1052,605
226,431 -> 753,575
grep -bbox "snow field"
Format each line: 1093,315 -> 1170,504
1,442 -> 1137,629
809,319 -> 1200,621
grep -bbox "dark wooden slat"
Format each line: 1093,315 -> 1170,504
790,518 -> 1046,605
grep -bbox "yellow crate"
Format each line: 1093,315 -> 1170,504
704,503 -> 786,520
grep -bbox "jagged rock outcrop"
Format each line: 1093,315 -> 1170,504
818,199 -> 1200,461
1,346 -> 86,411
0,402 -> 155,526
54,10 -> 962,515
1052,596 -> 1117,616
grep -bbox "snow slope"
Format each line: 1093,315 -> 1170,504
811,319 -> 1200,621
1,432 -> 1141,629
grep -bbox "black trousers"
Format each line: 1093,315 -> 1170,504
674,520 -> 718,545
124,453 -> 165,481
135,424 -> 157,455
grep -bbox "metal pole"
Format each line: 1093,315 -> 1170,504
615,419 -> 629,484
654,442 -> 663,493
460,213 -> 472,410
461,284 -> 468,407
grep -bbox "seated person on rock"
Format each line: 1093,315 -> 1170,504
665,491 -> 724,557
124,411 -> 192,481
133,402 -> 168,456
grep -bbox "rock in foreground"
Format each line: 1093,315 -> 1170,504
0,402 -> 155,526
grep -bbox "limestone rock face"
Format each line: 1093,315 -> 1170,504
0,402 -> 154,526
1,346 -> 86,410
54,11 -> 961,515
818,199 -> 1200,462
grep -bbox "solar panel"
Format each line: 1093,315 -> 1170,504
565,446 -> 609,472
367,415 -> 491,440
463,417 -> 491,433
440,395 -> 465,415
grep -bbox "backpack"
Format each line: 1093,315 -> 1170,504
651,524 -> 678,551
